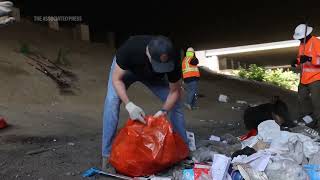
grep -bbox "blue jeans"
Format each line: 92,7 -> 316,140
185,80 -> 199,107
102,58 -> 188,157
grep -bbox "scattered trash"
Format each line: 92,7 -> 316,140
211,154 -> 231,180
182,164 -> 211,180
65,172 -> 75,176
236,100 -> 248,105
290,125 -> 320,139
309,152 -> 320,165
265,159 -> 308,180
257,120 -> 281,143
237,164 -> 268,180
0,117 -> 8,129
303,164 -> 320,180
231,146 -> 256,159
67,142 -> 75,146
192,147 -> 217,163
209,135 -> 220,142
232,151 -> 271,171
218,94 -> 229,103
238,129 -> 257,141
302,115 -> 313,124
187,131 -> 197,151
232,106 -> 241,111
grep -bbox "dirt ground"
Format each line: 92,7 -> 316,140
0,22 -> 300,180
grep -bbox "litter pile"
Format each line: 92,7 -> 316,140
174,120 -> 320,180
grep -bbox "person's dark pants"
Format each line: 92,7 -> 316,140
298,81 -> 320,124
184,80 -> 199,108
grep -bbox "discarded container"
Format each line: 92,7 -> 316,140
218,94 -> 228,103
0,117 -> 8,129
304,164 -> 320,180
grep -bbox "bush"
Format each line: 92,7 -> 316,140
236,64 -> 299,91
238,64 -> 266,81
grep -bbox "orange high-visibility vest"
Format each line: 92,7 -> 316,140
297,36 -> 320,84
182,56 -> 200,79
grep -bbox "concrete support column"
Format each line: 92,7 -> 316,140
72,24 -> 90,41
79,24 -> 90,41
11,7 -> 20,22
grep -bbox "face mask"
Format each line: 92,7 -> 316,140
186,51 -> 194,57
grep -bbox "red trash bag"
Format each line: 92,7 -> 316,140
109,115 -> 189,177
239,129 -> 257,141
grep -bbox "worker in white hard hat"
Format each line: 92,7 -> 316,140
291,24 -> 320,128
181,47 -> 200,110
0,1 -> 15,25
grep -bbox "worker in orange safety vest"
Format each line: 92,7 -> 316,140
182,47 -> 200,110
291,24 -> 320,128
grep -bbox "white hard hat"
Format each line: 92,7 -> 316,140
293,24 -> 313,40
187,47 -> 195,52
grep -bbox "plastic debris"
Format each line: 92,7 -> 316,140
237,165 -> 268,180
218,94 -> 228,103
303,164 -> 320,180
236,100 -> 248,105
302,115 -> 313,124
192,147 -> 217,163
309,151 -> 320,165
265,159 -> 308,180
257,120 -> 281,143
187,131 -> 197,151
232,151 -> 271,172
209,135 -> 221,142
211,154 -> 231,180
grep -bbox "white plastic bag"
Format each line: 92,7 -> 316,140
265,159 -> 308,180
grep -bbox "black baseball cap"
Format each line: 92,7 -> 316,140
148,36 -> 175,73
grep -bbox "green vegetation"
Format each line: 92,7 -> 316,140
235,64 -> 299,91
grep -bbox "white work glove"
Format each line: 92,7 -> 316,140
125,102 -> 146,124
153,109 -> 168,118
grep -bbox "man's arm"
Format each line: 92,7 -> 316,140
162,80 -> 182,111
112,62 -> 145,123
112,63 -> 130,105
